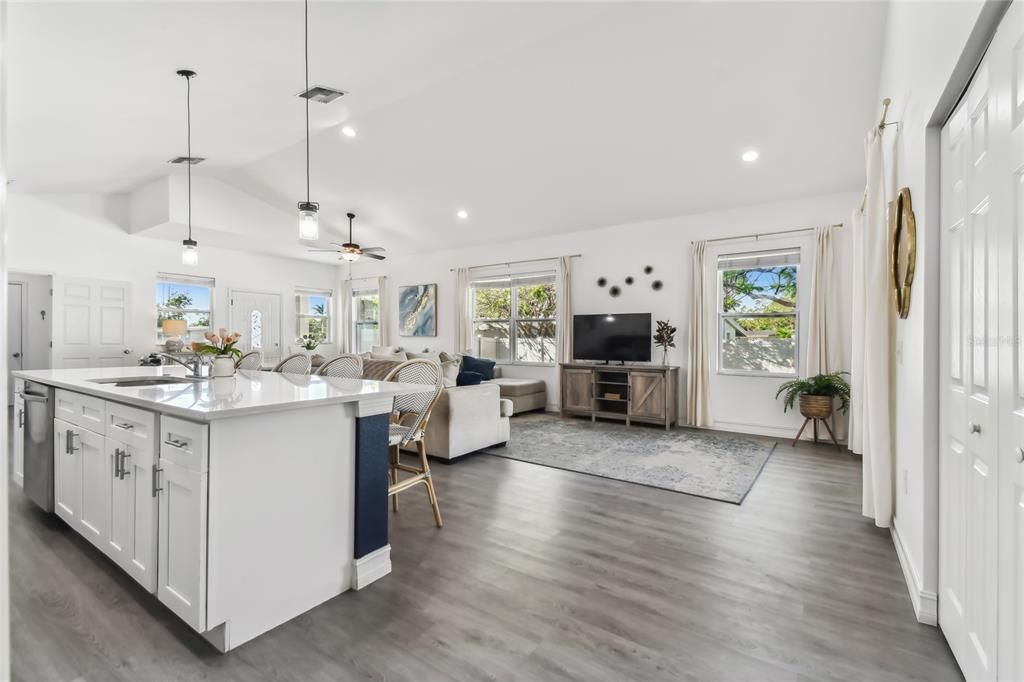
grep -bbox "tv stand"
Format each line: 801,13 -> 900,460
559,362 -> 679,430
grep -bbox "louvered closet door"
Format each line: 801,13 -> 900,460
939,45 -> 1000,682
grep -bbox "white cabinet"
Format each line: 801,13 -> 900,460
156,416 -> 209,632
105,436 -> 158,592
54,418 -> 80,524
77,427 -> 108,550
13,393 -> 24,488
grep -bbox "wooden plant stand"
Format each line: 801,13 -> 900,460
791,394 -> 841,450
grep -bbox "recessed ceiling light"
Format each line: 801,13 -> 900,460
456,209 -> 469,220
341,125 -> 356,138
741,149 -> 759,163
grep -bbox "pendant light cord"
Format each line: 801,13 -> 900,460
186,73 -> 192,241
305,0 -> 310,203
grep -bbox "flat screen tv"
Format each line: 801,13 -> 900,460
573,313 -> 652,363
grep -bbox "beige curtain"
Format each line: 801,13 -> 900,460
851,127 -> 894,528
339,278 -> 353,353
686,240 -> 712,427
557,256 -> 573,363
806,224 -> 842,376
453,268 -> 470,353
376,276 -> 390,347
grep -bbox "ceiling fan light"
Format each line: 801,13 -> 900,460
298,201 -> 319,241
181,238 -> 199,266
340,249 -> 361,262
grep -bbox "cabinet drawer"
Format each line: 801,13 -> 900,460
159,416 -> 208,473
106,401 -> 157,452
55,389 -> 106,433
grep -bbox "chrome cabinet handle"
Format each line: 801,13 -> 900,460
969,422 -> 982,434
1016,447 -> 1024,464
163,438 -> 187,449
17,409 -> 23,428
114,422 -> 135,431
68,431 -> 79,453
113,448 -> 123,479
152,466 -> 163,497
120,451 -> 131,480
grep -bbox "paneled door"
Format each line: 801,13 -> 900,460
52,277 -> 132,368
7,282 -> 23,404
230,290 -> 282,365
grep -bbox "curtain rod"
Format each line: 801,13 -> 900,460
695,223 -> 844,245
448,254 -> 581,272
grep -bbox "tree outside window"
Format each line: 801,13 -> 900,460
156,277 -> 213,341
472,274 -> 556,363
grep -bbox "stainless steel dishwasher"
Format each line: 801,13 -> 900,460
21,380 -> 55,512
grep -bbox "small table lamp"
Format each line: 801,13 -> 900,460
162,319 -> 188,352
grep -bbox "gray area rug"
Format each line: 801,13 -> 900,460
483,414 -> 776,504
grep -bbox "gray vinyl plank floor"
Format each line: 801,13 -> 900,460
9,416 -> 962,681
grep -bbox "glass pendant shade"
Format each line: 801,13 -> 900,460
298,201 -> 319,241
181,239 -> 199,266
340,250 -> 360,262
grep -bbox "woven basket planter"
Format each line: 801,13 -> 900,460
799,394 -> 834,420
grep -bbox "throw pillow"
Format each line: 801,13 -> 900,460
440,360 -> 459,387
461,354 -> 496,380
371,351 -> 408,362
372,345 -> 402,355
456,370 -> 483,386
362,359 -> 402,381
407,350 -> 442,363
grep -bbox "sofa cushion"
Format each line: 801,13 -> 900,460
440,360 -> 459,388
407,350 -> 442,363
371,351 -> 408,362
490,377 -> 546,397
362,359 -> 402,380
499,399 -> 514,418
456,370 -> 483,386
461,355 -> 496,380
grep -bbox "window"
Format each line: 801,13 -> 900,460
471,272 -> 556,364
156,273 -> 214,341
296,289 -> 332,343
717,248 -> 799,376
352,288 -> 380,354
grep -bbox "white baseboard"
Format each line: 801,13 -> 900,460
891,525 -> 937,626
351,545 -> 391,590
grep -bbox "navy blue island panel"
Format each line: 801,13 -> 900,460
354,412 -> 390,558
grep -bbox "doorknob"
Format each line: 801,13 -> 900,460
1016,447 -> 1024,464
122,348 -> 133,355
969,422 -> 982,434
11,352 -> 20,359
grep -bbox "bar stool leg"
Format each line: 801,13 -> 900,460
418,440 -> 442,528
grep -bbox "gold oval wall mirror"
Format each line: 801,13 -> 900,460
890,186 -> 917,319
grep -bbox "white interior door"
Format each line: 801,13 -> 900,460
52,277 -> 133,368
230,290 -> 281,364
7,282 -> 23,404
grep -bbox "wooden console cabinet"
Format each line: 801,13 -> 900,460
559,363 -> 679,430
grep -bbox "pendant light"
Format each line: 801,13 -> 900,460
177,69 -> 199,265
297,0 -> 319,241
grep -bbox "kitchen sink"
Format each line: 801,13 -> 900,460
89,376 -> 203,388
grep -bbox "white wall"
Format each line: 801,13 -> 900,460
7,271 -> 51,371
350,190 -> 857,435
874,0 -> 990,622
7,193 -> 341,361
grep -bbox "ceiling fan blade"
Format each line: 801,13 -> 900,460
360,246 -> 385,253
329,241 -> 347,247
307,249 -> 341,252
362,252 -> 387,261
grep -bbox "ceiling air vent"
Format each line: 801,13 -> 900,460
168,156 -> 205,165
297,85 -> 347,103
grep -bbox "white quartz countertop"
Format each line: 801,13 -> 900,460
13,366 -> 433,422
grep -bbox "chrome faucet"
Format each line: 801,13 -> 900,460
160,353 -> 211,379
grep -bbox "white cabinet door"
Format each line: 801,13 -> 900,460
76,427 -> 109,550
157,458 -> 208,632
106,437 -> 158,593
54,418 -> 80,524
13,396 -> 25,488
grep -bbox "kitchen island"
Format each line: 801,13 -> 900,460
12,366 -> 431,652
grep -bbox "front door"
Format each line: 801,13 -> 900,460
230,290 -> 282,365
52,277 -> 132,368
7,282 -> 23,404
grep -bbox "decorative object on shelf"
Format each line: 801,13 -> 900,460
653,319 -> 677,365
161,319 -> 188,353
296,0 -> 319,241
644,265 -> 654,274
603,392 -> 621,400
174,69 -> 201,265
295,333 -> 322,352
307,212 -> 386,261
597,277 -> 607,287
775,371 -> 850,449
398,283 -> 437,336
651,280 -> 663,291
890,186 -> 916,319
196,328 -> 243,378
609,285 -> 621,297
625,276 -> 634,285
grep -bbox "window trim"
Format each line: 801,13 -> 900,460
470,271 -> 557,366
295,287 -> 333,344
156,272 -> 215,340
715,255 -> 800,378
351,287 -> 380,355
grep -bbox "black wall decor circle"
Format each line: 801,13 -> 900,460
609,285 -> 621,297
644,265 -> 654,275
651,280 -> 663,291
625,276 -> 634,285
597,277 -> 607,287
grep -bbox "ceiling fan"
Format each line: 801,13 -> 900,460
307,212 -> 386,262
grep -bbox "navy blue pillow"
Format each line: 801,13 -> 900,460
456,370 -> 483,386
461,355 -> 496,380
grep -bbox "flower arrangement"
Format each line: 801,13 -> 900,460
296,333 -> 322,352
197,328 -> 243,361
653,319 -> 677,365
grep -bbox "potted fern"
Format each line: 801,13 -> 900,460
775,371 -> 850,446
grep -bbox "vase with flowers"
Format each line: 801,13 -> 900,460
295,333 -> 323,356
198,328 -> 243,377
653,319 -> 677,365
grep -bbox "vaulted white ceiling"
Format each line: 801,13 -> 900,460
8,1 -> 888,261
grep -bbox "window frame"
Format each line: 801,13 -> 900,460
295,288 -> 333,344
471,271 -> 557,366
716,250 -> 800,378
156,273 -> 215,341
351,287 -> 380,355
